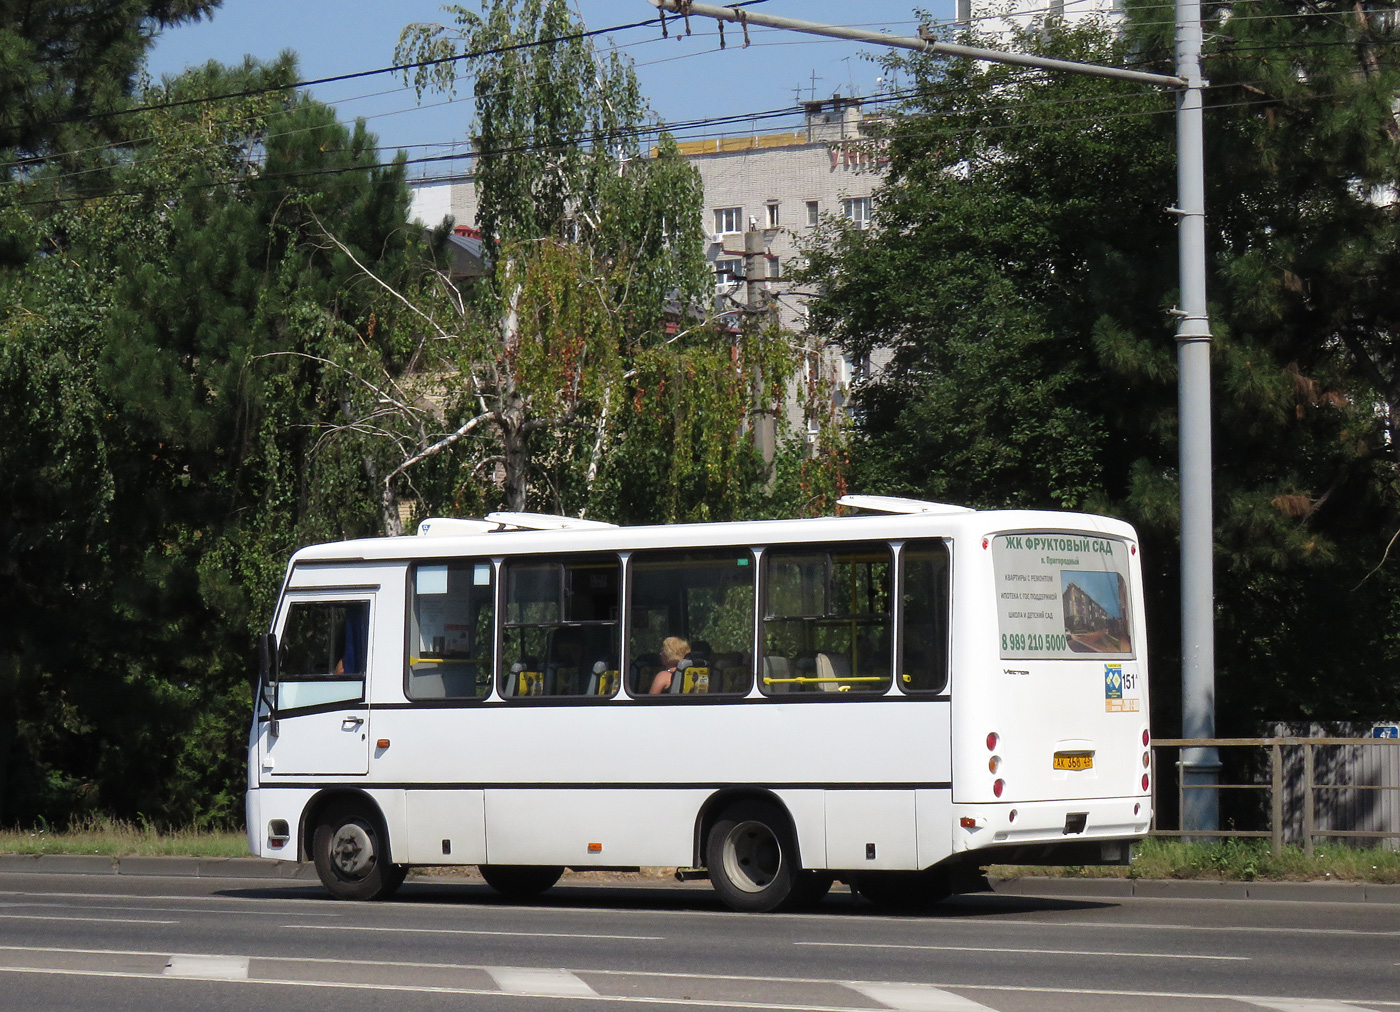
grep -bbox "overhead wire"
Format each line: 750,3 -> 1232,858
7,3 -> 1392,205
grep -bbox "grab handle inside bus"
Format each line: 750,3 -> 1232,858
258,631 -> 279,733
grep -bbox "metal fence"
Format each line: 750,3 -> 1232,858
1151,737 -> 1400,855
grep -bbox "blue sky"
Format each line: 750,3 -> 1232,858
145,1 -> 947,180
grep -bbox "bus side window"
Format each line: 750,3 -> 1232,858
900,540 -> 950,693
502,557 -> 620,698
628,549 -> 755,697
277,600 -> 370,710
406,561 -> 494,700
761,545 -> 892,696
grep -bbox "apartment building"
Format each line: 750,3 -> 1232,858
410,95 -> 884,333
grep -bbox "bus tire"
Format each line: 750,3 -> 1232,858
312,802 -> 405,901
854,868 -> 951,912
706,801 -> 799,913
479,864 -> 564,898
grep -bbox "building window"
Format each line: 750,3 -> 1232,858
714,207 -> 743,234
715,258 -> 744,281
765,202 -> 780,228
843,197 -> 872,229
807,200 -> 820,227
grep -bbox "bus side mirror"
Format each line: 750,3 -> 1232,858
258,631 -> 279,686
258,632 -> 279,732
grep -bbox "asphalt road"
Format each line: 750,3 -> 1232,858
0,870 -> 1396,1011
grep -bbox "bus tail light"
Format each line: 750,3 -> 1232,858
1142,729 -> 1150,747
1142,773 -> 1150,792
986,732 -> 999,751
1142,751 -> 1151,768
988,755 -> 1002,773
993,779 -> 1005,798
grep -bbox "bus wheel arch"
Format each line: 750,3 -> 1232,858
697,790 -> 805,913
304,789 -> 405,901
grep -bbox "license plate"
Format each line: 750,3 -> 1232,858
1053,752 -> 1094,771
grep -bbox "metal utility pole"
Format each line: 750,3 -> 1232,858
1172,0 -> 1220,833
648,0 -> 1219,831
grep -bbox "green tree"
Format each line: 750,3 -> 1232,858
391,0 -> 840,520
805,7 -> 1400,732
0,56 -> 424,825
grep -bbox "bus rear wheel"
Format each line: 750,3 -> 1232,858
706,801 -> 800,913
312,802 -> 406,901
479,865 -> 564,898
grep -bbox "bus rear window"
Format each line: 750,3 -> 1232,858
991,534 -> 1134,660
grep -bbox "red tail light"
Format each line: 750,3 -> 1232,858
993,779 -> 1005,798
986,732 -> 999,751
1142,773 -> 1150,792
1142,729 -> 1150,747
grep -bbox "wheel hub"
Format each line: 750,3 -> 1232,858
330,822 -> 375,878
722,819 -> 781,893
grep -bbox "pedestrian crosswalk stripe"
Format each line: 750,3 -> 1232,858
486,966 -> 597,997
163,954 -> 248,979
847,982 -> 998,1011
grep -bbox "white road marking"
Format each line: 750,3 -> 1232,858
0,914 -> 176,925
848,982 -> 996,1011
798,941 -> 1247,960
1245,1000 -> 1379,1012
997,919 -> 1400,938
164,955 -> 249,979
0,902 -> 339,917
282,923 -> 661,940
487,966 -> 598,997
0,960 -> 1397,1011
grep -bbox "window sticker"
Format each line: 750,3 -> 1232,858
991,534 -> 1134,660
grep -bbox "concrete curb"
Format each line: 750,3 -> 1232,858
0,853 -> 318,880
990,875 -> 1400,903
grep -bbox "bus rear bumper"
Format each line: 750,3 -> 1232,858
953,796 -> 1150,861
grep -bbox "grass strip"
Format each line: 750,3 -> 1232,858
991,837 -> 1400,884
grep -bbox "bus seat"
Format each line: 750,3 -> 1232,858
587,660 -> 619,696
763,655 -> 791,693
669,658 -> 691,693
816,652 -> 850,692
506,660 -> 543,696
682,645 -> 711,693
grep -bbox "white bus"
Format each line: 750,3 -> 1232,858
247,496 -> 1152,912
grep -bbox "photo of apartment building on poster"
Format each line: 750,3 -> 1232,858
1062,571 -> 1131,654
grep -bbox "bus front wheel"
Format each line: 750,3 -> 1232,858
311,802 -> 406,901
706,801 -> 800,913
479,864 -> 564,898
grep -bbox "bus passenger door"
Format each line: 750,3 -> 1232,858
261,595 -> 373,778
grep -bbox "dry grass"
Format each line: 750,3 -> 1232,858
0,817 -> 247,858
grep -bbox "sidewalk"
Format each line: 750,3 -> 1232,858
0,854 -> 1397,902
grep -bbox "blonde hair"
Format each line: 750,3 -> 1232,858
660,636 -> 690,668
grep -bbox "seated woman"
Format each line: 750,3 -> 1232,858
648,636 -> 690,695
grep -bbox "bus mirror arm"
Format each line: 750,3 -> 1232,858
258,632 -> 279,735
